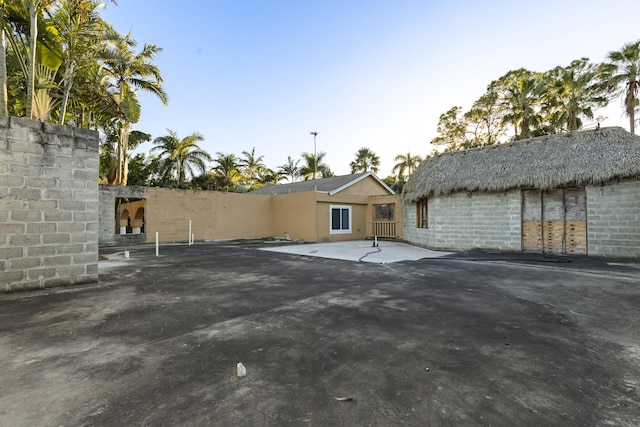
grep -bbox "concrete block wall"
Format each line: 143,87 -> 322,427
403,189 -> 522,251
587,179 -> 640,258
0,116 -> 99,291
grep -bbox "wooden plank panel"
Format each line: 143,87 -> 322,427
543,190 -> 565,253
566,221 -> 587,255
543,220 -> 565,254
522,221 -> 542,252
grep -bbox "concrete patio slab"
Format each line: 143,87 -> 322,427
259,240 -> 452,263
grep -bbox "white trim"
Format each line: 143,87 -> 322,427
329,205 -> 352,234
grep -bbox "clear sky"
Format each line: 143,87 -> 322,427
101,0 -> 639,178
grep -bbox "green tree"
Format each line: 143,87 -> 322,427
210,152 -> 241,192
494,69 -> 546,139
151,129 -> 212,187
54,0 -> 110,125
239,147 -> 266,189
256,168 -> 286,187
300,151 -> 333,180
278,156 -> 300,182
101,29 -> 168,184
349,147 -> 380,173
464,89 -> 505,146
545,58 -> 608,132
392,152 -> 422,181
430,106 -> 470,150
0,0 -> 9,115
604,40 -> 640,134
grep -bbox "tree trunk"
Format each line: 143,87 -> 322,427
26,1 -> 37,120
59,64 -> 75,125
0,28 -> 8,116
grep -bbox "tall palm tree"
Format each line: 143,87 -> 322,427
101,29 -> 168,184
545,58 -> 608,132
350,147 -> 380,173
299,151 -> 333,180
496,69 -> 546,139
54,0 -> 110,125
210,152 -> 241,192
278,156 -> 300,182
392,152 -> 422,180
604,40 -> 640,134
239,146 -> 266,189
151,130 -> 212,186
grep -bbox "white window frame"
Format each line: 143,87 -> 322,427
330,205 -> 352,234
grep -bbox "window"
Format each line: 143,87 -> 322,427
416,198 -> 428,228
373,203 -> 395,221
330,205 -> 352,234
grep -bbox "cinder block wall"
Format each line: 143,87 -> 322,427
403,189 -> 522,251
0,116 -> 99,292
587,179 -> 640,258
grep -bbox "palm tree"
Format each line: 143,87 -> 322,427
496,69 -> 546,139
545,58 -> 608,132
151,130 -> 212,186
239,147 -> 266,189
210,152 -> 241,191
54,0 -> 110,125
100,29 -> 168,184
257,168 -> 286,187
299,151 -> 333,180
392,152 -> 422,180
604,40 -> 640,134
350,147 -> 380,173
278,156 -> 300,182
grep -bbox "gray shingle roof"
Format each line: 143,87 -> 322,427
249,171 -> 394,195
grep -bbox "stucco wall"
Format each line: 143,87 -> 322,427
1,116 -> 99,291
587,178 -> 640,258
271,192 -> 317,241
403,189 -> 522,251
145,188 -> 273,242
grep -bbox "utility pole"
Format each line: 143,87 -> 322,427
310,131 -> 318,191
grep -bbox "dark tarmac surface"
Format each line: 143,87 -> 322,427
1,241 -> 639,426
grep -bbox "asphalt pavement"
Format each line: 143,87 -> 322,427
1,240 -> 639,426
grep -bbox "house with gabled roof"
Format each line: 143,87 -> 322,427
250,171 -> 401,242
402,127 -> 640,257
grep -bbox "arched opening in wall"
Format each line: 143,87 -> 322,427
116,198 -> 146,235
134,207 -> 145,234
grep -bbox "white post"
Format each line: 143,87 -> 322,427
189,220 -> 192,246
191,233 -> 194,245
155,231 -> 159,256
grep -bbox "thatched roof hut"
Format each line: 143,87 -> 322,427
403,127 -> 640,202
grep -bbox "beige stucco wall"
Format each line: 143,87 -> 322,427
366,194 -> 403,239
271,192 -> 317,241
145,188 -> 272,242
334,177 -> 391,196
100,176 -> 400,245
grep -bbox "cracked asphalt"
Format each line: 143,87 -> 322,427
1,241 -> 639,426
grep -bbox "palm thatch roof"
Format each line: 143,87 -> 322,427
403,127 -> 640,202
